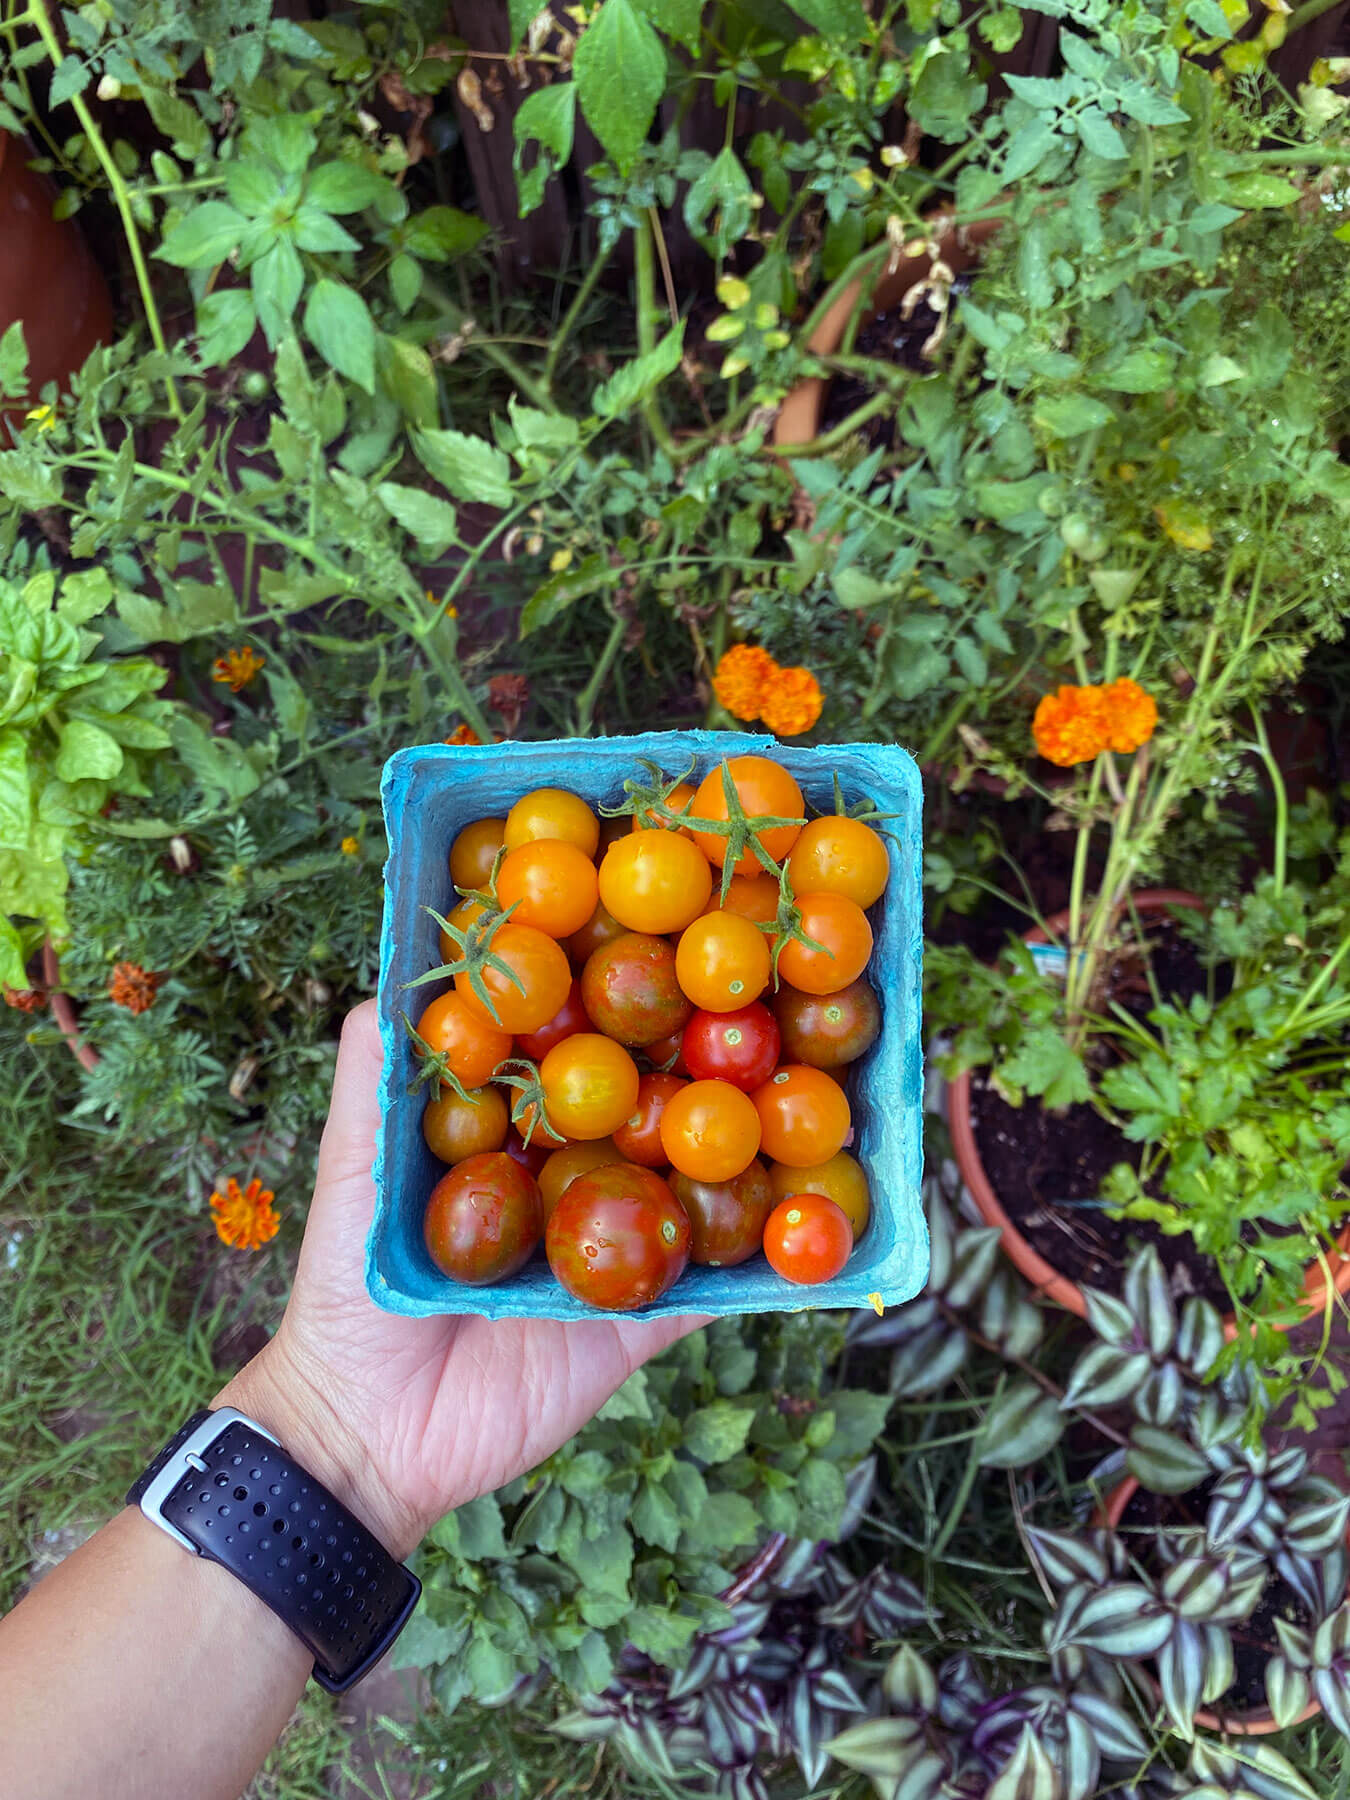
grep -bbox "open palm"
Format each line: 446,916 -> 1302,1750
229,1001 -> 707,1558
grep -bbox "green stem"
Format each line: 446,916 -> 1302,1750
930,1421 -> 989,1560
917,690 -> 973,767
573,609 -> 627,737
28,1 -> 183,420
634,212 -> 680,459
421,277 -> 557,413
1249,706 -> 1288,898
1286,0 -> 1346,33
778,388 -> 899,457
543,244 -> 613,394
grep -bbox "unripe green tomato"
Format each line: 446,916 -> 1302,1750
239,370 -> 270,401
1059,513 -> 1108,559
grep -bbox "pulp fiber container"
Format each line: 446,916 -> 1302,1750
368,730 -> 926,1320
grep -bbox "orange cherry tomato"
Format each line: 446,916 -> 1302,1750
675,911 -> 772,1013
438,895 -> 493,963
689,756 -> 805,877
633,782 -> 696,833
763,1194 -> 853,1285
786,815 -> 889,910
496,838 -> 600,939
567,896 -> 629,967
775,894 -> 873,996
455,922 -> 572,1034
613,1072 -> 687,1167
422,1084 -> 509,1165
513,1102 -> 568,1152
538,1138 -> 624,1220
540,1034 -> 641,1141
504,788 -> 600,857
752,1064 -> 851,1167
707,872 -> 781,926
515,977 -> 590,1062
599,829 -> 713,934
659,1078 -> 762,1182
768,1150 -> 870,1239
414,989 -> 511,1088
449,817 -> 506,892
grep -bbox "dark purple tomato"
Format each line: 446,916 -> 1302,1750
424,1152 -> 542,1285
681,1002 -> 781,1091
772,979 -> 880,1068
581,931 -> 692,1047
670,1160 -> 775,1267
546,1161 -> 690,1310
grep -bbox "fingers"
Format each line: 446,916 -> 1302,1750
613,1310 -> 714,1368
314,998 -> 384,1198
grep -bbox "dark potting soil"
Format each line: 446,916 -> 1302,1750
968,918 -> 1234,1312
819,274 -> 972,450
1119,1484 -> 1312,1712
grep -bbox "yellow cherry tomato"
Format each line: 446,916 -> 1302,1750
496,838 -> 600,939
768,1150 -> 870,1239
786,815 -> 890,910
599,829 -> 713,935
504,788 -> 600,857
540,1034 -> 641,1141
449,817 -> 506,892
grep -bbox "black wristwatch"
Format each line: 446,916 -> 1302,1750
127,1406 -> 421,1693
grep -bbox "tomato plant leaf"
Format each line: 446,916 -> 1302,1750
303,279 -> 376,395
573,0 -> 665,173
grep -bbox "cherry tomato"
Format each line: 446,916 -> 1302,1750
659,1078 -> 762,1182
786,815 -> 889,909
503,1131 -> 552,1179
515,977 -> 590,1062
613,1072 -> 686,1167
449,817 -> 506,892
752,1065 -> 851,1167
675,911 -> 772,1012
776,893 -> 873,996
456,922 -> 572,1034
773,979 -> 880,1067
539,1033 -> 640,1141
514,1103 -> 568,1152
414,989 -> 512,1089
768,1150 -> 871,1239
671,1161 -> 775,1267
424,1152 -> 543,1285
763,1194 -> 853,1285
644,1029 -> 689,1075
496,838 -> 599,939
438,895 -> 492,963
689,756 -> 804,877
539,1137 -> 624,1220
581,932 -> 692,1047
681,1004 -> 780,1092
706,872 -> 780,926
547,1162 -> 691,1310
599,829 -> 713,934
633,781 -> 696,832
504,788 -> 600,857
567,896 -> 629,967
422,1084 -> 509,1164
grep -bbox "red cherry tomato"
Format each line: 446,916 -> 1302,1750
763,1194 -> 853,1285
424,1152 -> 543,1285
671,1161 -> 775,1267
644,1029 -> 689,1076
516,978 -> 591,1062
581,931 -> 692,1047
751,1064 -> 851,1167
772,979 -> 880,1068
681,1004 -> 781,1092
613,1072 -> 687,1166
546,1162 -> 691,1311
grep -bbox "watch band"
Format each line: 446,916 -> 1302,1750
127,1407 -> 420,1694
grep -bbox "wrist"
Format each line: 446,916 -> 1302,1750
214,1338 -> 422,1561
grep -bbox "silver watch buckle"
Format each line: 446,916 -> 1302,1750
137,1407 -> 281,1553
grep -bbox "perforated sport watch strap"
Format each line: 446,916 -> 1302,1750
127,1407 -> 420,1693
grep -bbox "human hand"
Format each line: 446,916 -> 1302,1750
221,1000 -> 707,1558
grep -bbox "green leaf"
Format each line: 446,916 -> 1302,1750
635,0 -> 702,50
1126,1425 -> 1211,1494
1077,108 -> 1128,159
405,205 -> 490,262
305,159 -> 387,213
1000,1026 -> 1091,1108
631,1479 -> 682,1551
55,718 -> 123,782
376,334 -> 439,426
154,201 -> 245,268
684,1401 -> 754,1464
0,320 -> 28,400
48,57 -> 89,107
795,1456 -> 848,1537
251,238 -> 304,346
0,914 -> 25,989
303,279 -> 375,395
1222,171 -> 1302,209
512,83 -> 577,217
908,42 -> 986,143
787,0 -> 868,37
834,568 -> 890,609
1096,345 -> 1175,393
196,290 -> 257,368
624,1605 -> 699,1662
1188,0 -> 1233,36
593,320 -> 685,418
1033,394 -> 1116,439
988,1728 -> 1058,1800
597,1368 -> 651,1421
683,147 -> 755,255
519,553 -> 619,637
563,1521 -> 633,1594
413,427 -> 514,509
1004,118 -> 1059,183
463,1633 -> 518,1701
686,1489 -> 759,1550
507,395 -> 580,456
432,1493 -> 508,1559
377,482 -> 459,557
822,1390 -> 891,1460
225,160 -> 281,217
979,1381 -> 1065,1468
507,0 -> 542,48
290,207 -> 360,254
142,88 -> 209,157
573,0 -> 665,173
389,252 -> 421,313
0,730 -> 31,850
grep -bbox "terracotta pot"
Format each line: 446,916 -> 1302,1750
774,209 -> 1003,449
0,131 -> 112,419
946,889 -> 1350,1330
41,940 -> 99,1072
1097,1476 -> 1323,1735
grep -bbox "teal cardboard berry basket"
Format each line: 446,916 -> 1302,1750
368,729 -> 926,1321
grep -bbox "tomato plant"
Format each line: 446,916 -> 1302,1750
659,1078 -> 762,1182
515,977 -> 590,1061
762,1194 -> 853,1285
612,1071 -> 686,1166
539,1033 -> 640,1141
752,1065 -> 851,1167
455,922 -> 572,1034
496,838 -> 599,938
581,931 -> 691,1047
776,893 -> 873,996
689,756 -> 804,876
599,829 -> 713,933
424,1152 -> 543,1285
671,1161 -> 775,1267
422,1084 -> 509,1165
675,910 -> 771,1012
546,1162 -> 691,1310
449,816 -> 506,892
538,1138 -> 623,1219
681,1003 -> 780,1091
768,1150 -> 870,1239
786,815 -> 889,909
504,787 -> 600,857
415,988 -> 511,1088
773,979 -> 880,1068
438,894 -> 493,963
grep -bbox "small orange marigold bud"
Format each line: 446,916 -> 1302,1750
210,1177 -> 280,1251
108,961 -> 161,1015
212,646 -> 265,692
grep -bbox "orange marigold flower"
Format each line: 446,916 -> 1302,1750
760,665 -> 824,738
713,644 -> 777,722
210,1176 -> 280,1251
212,646 -> 265,691
444,723 -> 482,746
108,961 -> 161,1015
3,984 -> 45,1013
1032,685 -> 1110,767
1100,677 -> 1158,754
